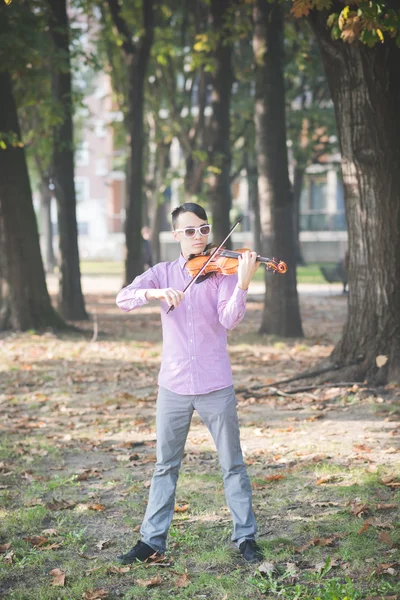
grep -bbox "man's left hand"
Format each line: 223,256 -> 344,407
237,251 -> 260,290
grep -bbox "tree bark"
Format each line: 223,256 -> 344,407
39,176 -> 56,273
293,166 -> 306,266
48,0 -> 87,320
253,0 -> 303,337
246,151 -> 261,255
0,70 -> 65,331
309,8 -> 400,384
208,0 -> 235,246
108,0 -> 154,285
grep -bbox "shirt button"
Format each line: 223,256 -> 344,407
190,339 -> 193,342
191,357 -> 194,360
188,322 -> 191,326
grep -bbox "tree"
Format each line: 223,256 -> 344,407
295,0 -> 400,383
0,70 -> 65,331
253,0 -> 303,337
103,0 -> 155,285
0,1 -> 65,331
285,17 -> 338,265
47,0 -> 88,320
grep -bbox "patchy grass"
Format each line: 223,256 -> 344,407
1,292 -> 399,599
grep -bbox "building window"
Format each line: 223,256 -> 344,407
95,158 -> 108,176
95,120 -> 106,138
76,141 -> 89,167
75,177 -> 89,203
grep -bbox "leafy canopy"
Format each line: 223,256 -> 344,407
291,0 -> 400,47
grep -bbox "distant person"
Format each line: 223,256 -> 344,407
141,226 -> 153,269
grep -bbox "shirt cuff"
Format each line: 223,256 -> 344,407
137,289 -> 151,306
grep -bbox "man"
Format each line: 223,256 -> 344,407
116,202 -> 263,564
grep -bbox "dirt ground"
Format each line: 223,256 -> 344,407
1,286 -> 399,599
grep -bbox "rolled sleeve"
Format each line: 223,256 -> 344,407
217,275 -> 248,330
116,267 -> 160,312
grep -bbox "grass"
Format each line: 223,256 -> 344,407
79,260 -> 337,284
1,453 -> 399,599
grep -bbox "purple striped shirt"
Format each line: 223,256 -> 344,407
116,253 -> 248,395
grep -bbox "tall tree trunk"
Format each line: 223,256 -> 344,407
208,0 -> 234,246
293,166 -> 306,266
0,70 -> 65,331
150,143 -> 169,264
123,0 -> 154,284
309,8 -> 400,384
48,0 -> 87,320
253,0 -> 303,337
246,151 -> 262,255
184,155 -> 205,199
39,176 -> 56,273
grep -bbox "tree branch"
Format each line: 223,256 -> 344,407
106,0 -> 135,55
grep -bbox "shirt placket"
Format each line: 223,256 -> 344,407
185,273 -> 198,394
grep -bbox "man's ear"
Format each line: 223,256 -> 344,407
172,229 -> 179,242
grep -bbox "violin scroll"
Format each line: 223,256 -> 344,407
265,257 -> 288,274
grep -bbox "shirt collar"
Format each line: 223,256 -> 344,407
178,253 -> 187,270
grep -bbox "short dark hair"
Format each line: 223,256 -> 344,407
171,203 -> 208,228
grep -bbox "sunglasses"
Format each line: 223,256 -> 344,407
174,224 -> 211,238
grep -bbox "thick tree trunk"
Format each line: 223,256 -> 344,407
309,8 -> 400,384
247,151 -> 262,255
48,0 -> 87,320
123,1 -> 154,285
208,0 -> 234,246
0,214 -> 11,330
253,0 -> 303,337
0,70 -> 65,331
293,166 -> 306,266
184,155 -> 205,199
39,177 -> 56,273
150,143 -> 169,264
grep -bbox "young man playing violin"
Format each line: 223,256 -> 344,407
115,202 -> 263,564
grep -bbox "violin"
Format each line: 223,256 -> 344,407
186,247 -> 287,279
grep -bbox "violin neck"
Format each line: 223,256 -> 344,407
220,249 -> 273,264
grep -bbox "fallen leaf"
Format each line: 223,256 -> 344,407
376,355 -> 388,368
50,568 -> 65,587
316,475 -> 338,485
24,536 -> 48,547
379,531 -> 393,547
42,528 -> 57,536
96,539 -> 111,550
108,566 -> 130,574
264,473 -> 286,482
174,504 -> 189,513
175,571 -> 191,588
82,589 -> 109,600
259,561 -> 276,576
4,550 -> 14,564
46,499 -> 76,511
376,503 -> 397,511
0,543 -> 11,553
136,575 -> 162,587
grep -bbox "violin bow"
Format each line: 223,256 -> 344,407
166,216 -> 243,314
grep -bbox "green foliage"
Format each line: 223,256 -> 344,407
291,0 -> 400,47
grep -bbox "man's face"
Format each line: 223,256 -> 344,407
172,211 -> 210,259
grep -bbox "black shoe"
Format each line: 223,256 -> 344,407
117,540 -> 159,565
239,539 -> 263,563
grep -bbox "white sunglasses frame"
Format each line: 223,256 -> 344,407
174,224 -> 212,238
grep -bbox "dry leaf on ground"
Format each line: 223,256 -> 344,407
49,568 -> 65,587
82,589 -> 109,600
136,575 -> 162,587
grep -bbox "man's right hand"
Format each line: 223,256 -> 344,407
145,288 -> 184,308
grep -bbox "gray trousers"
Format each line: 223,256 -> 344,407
140,385 -> 257,553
